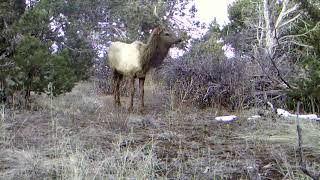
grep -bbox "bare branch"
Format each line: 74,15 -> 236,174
253,45 -> 280,84
277,13 -> 302,29
266,49 -> 292,89
279,22 -> 320,42
153,5 -> 158,18
60,42 -> 94,53
290,41 -> 314,49
111,26 -> 127,39
275,1 -> 299,28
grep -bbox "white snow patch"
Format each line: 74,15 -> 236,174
51,42 -> 58,54
297,114 -> 320,120
277,108 -> 320,121
248,115 -> 261,120
277,109 -> 292,117
252,115 -> 261,118
215,115 -> 237,122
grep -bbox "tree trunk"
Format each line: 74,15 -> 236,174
14,0 -> 26,17
263,0 -> 276,58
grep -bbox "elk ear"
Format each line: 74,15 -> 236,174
154,27 -> 162,35
158,28 -> 164,35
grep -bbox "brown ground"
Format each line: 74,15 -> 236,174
0,80 -> 319,179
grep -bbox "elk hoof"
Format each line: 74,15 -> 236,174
114,101 -> 121,107
128,107 -> 133,113
139,108 -> 145,115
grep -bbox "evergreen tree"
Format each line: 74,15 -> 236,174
0,0 -> 94,106
287,0 -> 320,112
0,0 -> 26,101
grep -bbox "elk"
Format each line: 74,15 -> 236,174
107,26 -> 182,112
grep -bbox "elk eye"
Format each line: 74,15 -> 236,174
164,32 -> 170,36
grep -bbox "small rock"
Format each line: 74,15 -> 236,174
156,132 -> 175,141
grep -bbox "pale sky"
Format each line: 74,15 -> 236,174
195,0 -> 236,58
171,0 -> 235,58
180,0 -> 235,38
195,0 -> 235,25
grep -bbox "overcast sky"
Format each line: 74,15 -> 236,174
181,0 -> 235,38
170,0 -> 235,58
195,0 -> 235,25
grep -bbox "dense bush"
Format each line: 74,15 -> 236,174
13,35 -> 83,103
287,57 -> 320,113
0,0 -> 94,108
159,52 -> 253,111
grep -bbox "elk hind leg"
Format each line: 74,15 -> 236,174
113,71 -> 122,107
139,77 -> 145,113
128,76 -> 135,112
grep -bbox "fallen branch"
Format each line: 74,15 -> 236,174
253,90 -> 284,96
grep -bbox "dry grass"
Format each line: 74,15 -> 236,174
0,80 -> 319,179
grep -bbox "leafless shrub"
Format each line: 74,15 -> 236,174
93,57 -> 112,95
159,55 -> 253,111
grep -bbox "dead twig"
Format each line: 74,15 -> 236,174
266,49 -> 292,89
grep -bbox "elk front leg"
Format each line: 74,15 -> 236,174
139,77 -> 145,113
112,74 -> 117,106
113,71 -> 122,107
115,78 -> 121,106
128,77 -> 135,112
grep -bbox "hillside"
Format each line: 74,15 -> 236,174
0,80 -> 319,179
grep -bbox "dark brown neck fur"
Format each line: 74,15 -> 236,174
138,29 -> 171,77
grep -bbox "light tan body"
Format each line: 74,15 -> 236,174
107,41 -> 146,76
